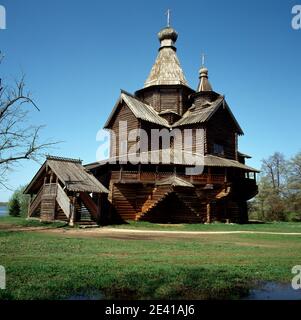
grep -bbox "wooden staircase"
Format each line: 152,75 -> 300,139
28,187 -> 43,217
56,184 -> 71,219
136,186 -> 172,221
28,184 -> 99,226
174,190 -> 205,219
75,203 -> 97,226
55,208 -> 69,222
75,194 -> 98,227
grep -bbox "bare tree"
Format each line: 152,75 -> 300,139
261,152 -> 287,192
0,53 -> 59,188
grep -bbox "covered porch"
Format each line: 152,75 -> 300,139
24,156 -> 109,226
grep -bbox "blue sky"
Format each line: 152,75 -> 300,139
0,0 -> 300,201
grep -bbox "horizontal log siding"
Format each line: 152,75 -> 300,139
160,89 -> 179,113
137,86 -> 193,116
206,108 -> 237,160
109,102 -> 139,157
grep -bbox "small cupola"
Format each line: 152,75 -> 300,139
158,27 -> 178,49
197,67 -> 213,92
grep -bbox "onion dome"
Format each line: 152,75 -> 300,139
144,25 -> 188,88
158,27 -> 178,47
197,67 -> 213,92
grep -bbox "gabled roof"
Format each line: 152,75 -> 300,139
156,175 -> 195,188
104,91 -> 169,129
172,96 -> 244,134
24,156 -> 109,194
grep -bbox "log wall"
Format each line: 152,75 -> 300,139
136,86 -> 193,115
109,102 -> 139,158
205,107 -> 237,159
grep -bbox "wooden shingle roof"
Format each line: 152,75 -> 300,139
156,175 -> 195,188
144,47 -> 188,88
104,91 -> 169,128
85,150 -> 259,172
144,26 -> 189,88
172,96 -> 244,135
24,156 -> 109,194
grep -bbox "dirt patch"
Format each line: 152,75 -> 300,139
2,225 -> 301,241
0,226 -> 54,232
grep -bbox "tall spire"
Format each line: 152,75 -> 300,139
144,12 -> 188,88
197,55 -> 213,92
166,9 -> 171,27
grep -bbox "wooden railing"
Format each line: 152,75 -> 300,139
112,171 -> 227,185
56,184 -> 71,218
43,183 -> 58,196
28,187 -> 44,217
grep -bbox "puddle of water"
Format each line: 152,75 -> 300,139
245,282 -> 301,300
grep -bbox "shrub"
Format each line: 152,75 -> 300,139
8,185 -> 30,217
9,197 -> 21,217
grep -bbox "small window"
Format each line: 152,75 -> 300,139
213,143 -> 224,156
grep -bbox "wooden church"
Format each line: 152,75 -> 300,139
25,20 -> 259,225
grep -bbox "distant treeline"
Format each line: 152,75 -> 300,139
249,151 -> 301,222
0,202 -> 8,206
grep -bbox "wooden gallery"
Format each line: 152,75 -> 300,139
25,23 -> 259,226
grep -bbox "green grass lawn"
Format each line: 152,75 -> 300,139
0,217 -> 301,300
0,216 -> 67,228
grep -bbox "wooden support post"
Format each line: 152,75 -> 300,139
224,168 -> 228,183
69,197 -> 76,227
138,164 -> 141,181
119,165 -> 123,182
207,167 -> 211,183
206,202 -> 211,224
97,194 -> 102,225
27,195 -> 32,218
155,165 -> 158,182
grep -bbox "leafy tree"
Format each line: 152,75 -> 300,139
8,197 -> 20,217
251,151 -> 301,222
7,185 -> 30,217
286,152 -> 301,220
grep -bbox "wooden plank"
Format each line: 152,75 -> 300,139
56,184 -> 71,218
